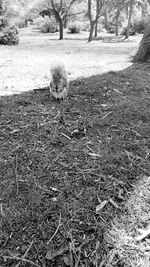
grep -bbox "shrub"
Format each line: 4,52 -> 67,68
33,16 -> 45,27
108,25 -> 116,34
121,25 -> 136,36
68,23 -> 81,34
34,17 -> 58,33
132,20 -> 145,34
80,22 -> 89,32
0,16 -> 9,30
0,25 -> 19,45
16,20 -> 27,28
121,20 -> 145,36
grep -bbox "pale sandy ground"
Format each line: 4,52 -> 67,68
0,26 -> 142,96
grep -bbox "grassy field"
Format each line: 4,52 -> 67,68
0,26 -> 141,96
1,43 -> 150,267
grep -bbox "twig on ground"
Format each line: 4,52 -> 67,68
88,152 -> 103,158
0,203 -> 6,218
109,198 -> 120,209
15,240 -> 34,267
0,129 -> 10,138
112,88 -> 123,95
86,145 -> 95,153
47,213 -> 62,245
102,112 -> 112,119
37,184 -> 60,194
61,132 -> 71,139
27,166 -> 60,193
99,249 -> 116,267
4,256 -> 40,267
13,154 -> 19,195
0,203 -> 11,228
131,129 -> 141,137
135,224 -> 150,241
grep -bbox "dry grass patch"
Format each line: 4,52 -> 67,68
104,176 -> 150,267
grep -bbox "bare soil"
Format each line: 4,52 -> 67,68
1,53 -> 150,266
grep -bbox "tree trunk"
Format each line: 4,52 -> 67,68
58,17 -> 63,40
63,14 -> 67,29
125,0 -> 133,39
104,9 -> 109,31
52,8 -> 64,40
141,2 -> 148,21
116,18 -> 119,36
116,1 -> 121,36
0,0 -> 3,16
126,4 -> 128,19
95,21 -> 98,37
133,18 -> 150,62
88,21 -> 95,42
94,0 -> 99,37
51,0 -> 64,40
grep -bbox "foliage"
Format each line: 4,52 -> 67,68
81,21 -> 90,31
68,22 -> 81,33
1,0 -> 36,28
0,24 -> 19,45
132,19 -> 145,33
88,0 -> 109,42
121,25 -> 136,36
121,20 -> 145,36
12,16 -> 28,28
107,18 -> 122,34
34,16 -> 58,33
0,15 -> 9,29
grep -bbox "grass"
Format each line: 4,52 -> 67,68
0,61 -> 150,266
0,26 -> 141,96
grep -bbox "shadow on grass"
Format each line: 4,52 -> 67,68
0,62 -> 150,266
24,26 -> 89,41
93,35 -> 126,43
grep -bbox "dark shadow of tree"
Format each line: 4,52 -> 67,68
0,62 -> 150,266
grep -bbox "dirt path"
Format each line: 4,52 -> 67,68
0,26 -> 142,96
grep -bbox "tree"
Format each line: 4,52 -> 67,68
94,0 -> 98,37
31,0 -> 79,39
0,0 -> 36,27
125,0 -> 133,38
133,17 -> 150,61
115,0 -> 121,36
133,0 -> 150,62
0,0 -> 3,16
88,0 -> 108,42
106,0 -> 127,36
104,8 -> 109,31
51,0 -> 77,40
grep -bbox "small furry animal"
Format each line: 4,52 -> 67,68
50,63 -> 69,100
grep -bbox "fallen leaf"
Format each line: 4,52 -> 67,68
46,247 -> 69,260
9,250 -> 20,257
